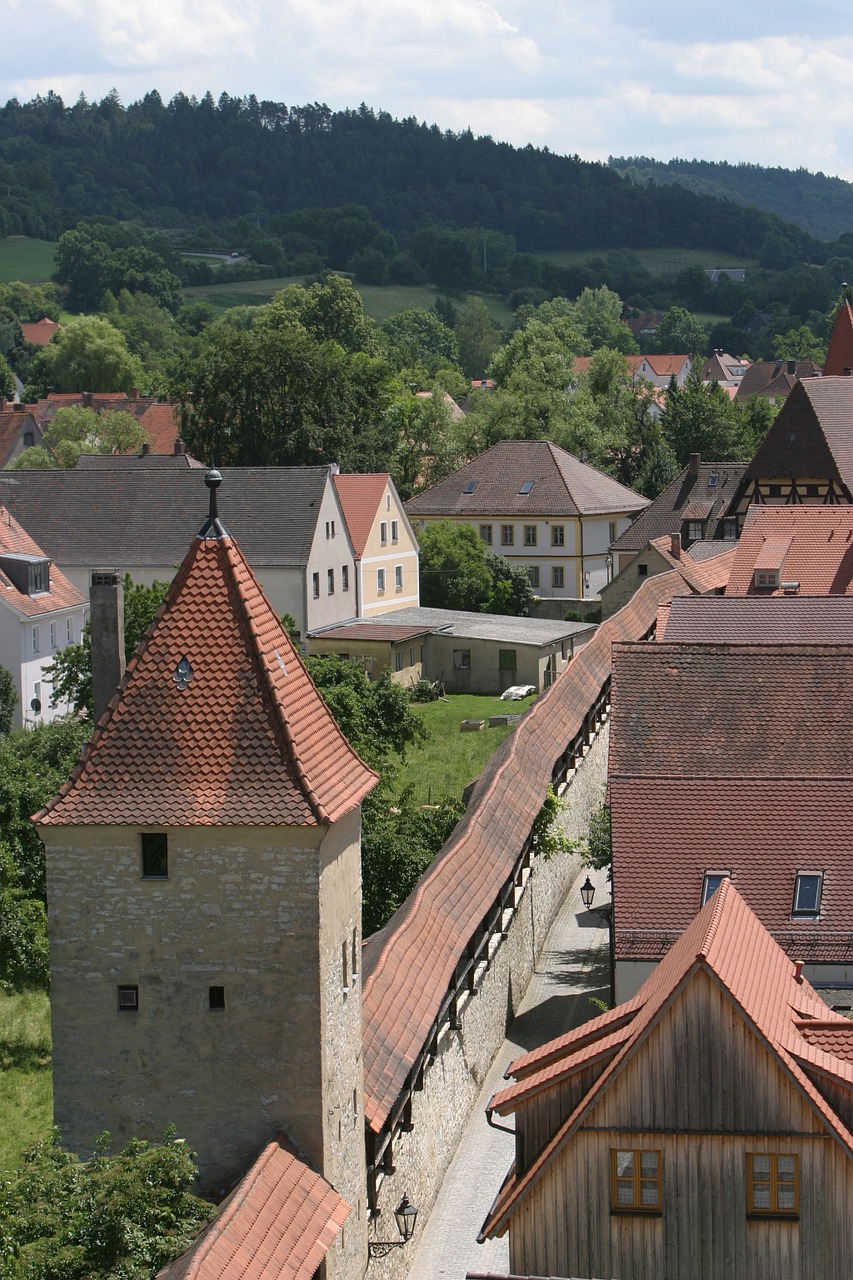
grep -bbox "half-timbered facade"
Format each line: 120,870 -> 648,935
480,881 -> 853,1280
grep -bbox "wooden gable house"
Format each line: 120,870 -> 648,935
479,880 -> 853,1280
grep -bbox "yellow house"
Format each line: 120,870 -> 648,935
405,440 -> 648,599
334,472 -> 420,616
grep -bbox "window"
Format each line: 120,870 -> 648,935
29,561 -> 49,595
377,568 -> 386,592
501,525 -> 514,546
391,520 -> 399,544
803,484 -> 819,498
747,1153 -> 798,1217
524,525 -> 537,547
686,520 -> 704,541
141,833 -> 168,878
312,572 -> 320,599
480,524 -> 493,545
327,568 -> 335,595
754,570 -> 779,590
519,480 -> 534,495
66,618 -> 73,643
552,525 -> 565,547
325,521 -> 331,539
463,479 -> 478,494
23,431 -> 34,448
32,681 -> 41,718
395,651 -> 403,672
395,565 -> 403,590
342,565 -> 349,592
701,871 -> 730,906
528,565 -> 540,588
611,1149 -> 662,1213
380,521 -> 388,546
419,644 -> 425,664
32,626 -> 39,653
768,484 -> 783,498
50,622 -> 57,648
499,649 -> 517,671
386,494 -> 391,511
552,566 -> 565,589
453,649 -> 471,670
609,521 -> 618,543
118,985 -> 138,1011
793,873 -> 822,916
409,646 -> 415,666
637,563 -> 648,578
721,519 -> 737,540
209,986 -> 225,1010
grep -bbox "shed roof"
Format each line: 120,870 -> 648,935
726,506 -> 853,596
313,605 -> 593,648
405,441 -> 648,519
34,488 -> 377,828
157,1136 -> 350,1280
361,570 -> 690,1135
481,881 -> 853,1239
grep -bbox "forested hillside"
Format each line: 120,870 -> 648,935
0,91 -> 826,264
609,156 -> 853,243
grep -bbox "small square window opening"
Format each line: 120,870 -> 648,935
141,833 -> 168,878
118,985 -> 139,1011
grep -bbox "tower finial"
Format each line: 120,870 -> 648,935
198,469 -> 228,539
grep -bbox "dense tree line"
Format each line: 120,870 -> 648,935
610,156 -> 853,243
0,91 -> 831,264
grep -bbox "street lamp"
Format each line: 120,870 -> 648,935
368,1195 -> 418,1259
580,876 -> 595,910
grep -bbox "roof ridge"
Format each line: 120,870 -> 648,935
696,873 -> 730,959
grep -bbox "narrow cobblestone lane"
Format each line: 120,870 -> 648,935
405,865 -> 611,1280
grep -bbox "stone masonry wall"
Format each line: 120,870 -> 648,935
368,723 -> 610,1280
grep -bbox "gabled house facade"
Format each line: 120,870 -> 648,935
406,440 -> 648,599
333,472 -> 420,617
480,881 -> 853,1280
0,506 -> 87,727
0,401 -> 43,467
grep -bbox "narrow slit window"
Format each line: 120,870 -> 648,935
141,833 -> 168,879
209,985 -> 225,1010
701,871 -> 730,906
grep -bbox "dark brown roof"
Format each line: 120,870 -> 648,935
4,467 -> 333,569
741,376 -> 853,493
75,454 -> 204,469
35,508 -> 377,828
726,506 -> 853,596
611,460 -> 745,553
0,407 -> 41,468
361,570 -> 690,1135
660,595 -> 853,644
609,641 -> 853,778
157,1135 -> 350,1280
735,359 -> 820,401
480,881 -> 853,1239
405,440 -> 648,519
823,301 -> 853,377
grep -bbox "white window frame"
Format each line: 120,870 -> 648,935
395,565 -> 403,590
32,625 -> 40,653
380,521 -> 388,546
792,872 -> 823,917
391,520 -> 399,544
701,870 -> 730,906
377,568 -> 386,593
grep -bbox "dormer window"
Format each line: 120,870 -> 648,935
701,871 -> 730,906
708,473 -> 718,489
792,873 -> 822,917
685,520 -> 704,542
0,553 -> 50,596
754,570 -> 779,590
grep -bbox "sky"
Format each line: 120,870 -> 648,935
3,0 -> 853,180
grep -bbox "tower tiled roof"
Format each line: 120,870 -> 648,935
740,376 -> 853,491
405,440 -> 648,519
823,300 -> 853,377
333,473 -> 389,559
34,490 -> 377,828
157,1135 -> 350,1280
480,881 -> 853,1239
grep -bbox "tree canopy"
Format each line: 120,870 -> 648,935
25,316 -> 145,398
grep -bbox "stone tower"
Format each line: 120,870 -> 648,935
34,472 -> 377,1279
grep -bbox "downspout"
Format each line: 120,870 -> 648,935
578,518 -> 585,597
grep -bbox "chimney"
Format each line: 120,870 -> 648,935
130,387 -> 139,400
13,402 -> 25,413
670,532 -> 681,559
173,438 -> 186,455
82,391 -> 93,409
90,571 -> 125,723
793,959 -> 805,985
688,452 -> 700,478
787,360 -> 796,375
140,442 -> 150,456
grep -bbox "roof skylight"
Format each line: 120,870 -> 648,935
519,481 -> 534,495
463,480 -> 478,494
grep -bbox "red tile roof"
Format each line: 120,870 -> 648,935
659,595 -> 853,644
405,440 -> 648,520
823,300 -> 853,377
20,317 -> 60,347
157,1136 -> 350,1280
481,881 -> 853,1239
726,506 -> 853,596
34,514 -> 377,828
0,506 -> 85,618
647,535 -> 736,592
333,473 -> 389,560
137,401 -> 183,454
360,570 -> 690,1135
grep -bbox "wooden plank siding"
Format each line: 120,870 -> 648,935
510,971 -> 853,1280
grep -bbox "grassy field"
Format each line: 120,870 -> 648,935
392,692 -> 537,806
0,989 -> 52,1173
534,246 -> 756,276
0,237 -> 57,284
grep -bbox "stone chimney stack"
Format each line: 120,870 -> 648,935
90,571 -> 125,723
688,452 -> 701,478
670,532 -> 682,559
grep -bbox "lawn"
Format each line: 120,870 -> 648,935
392,691 -> 537,806
0,989 -> 52,1173
0,236 -> 57,283
533,245 -> 756,277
